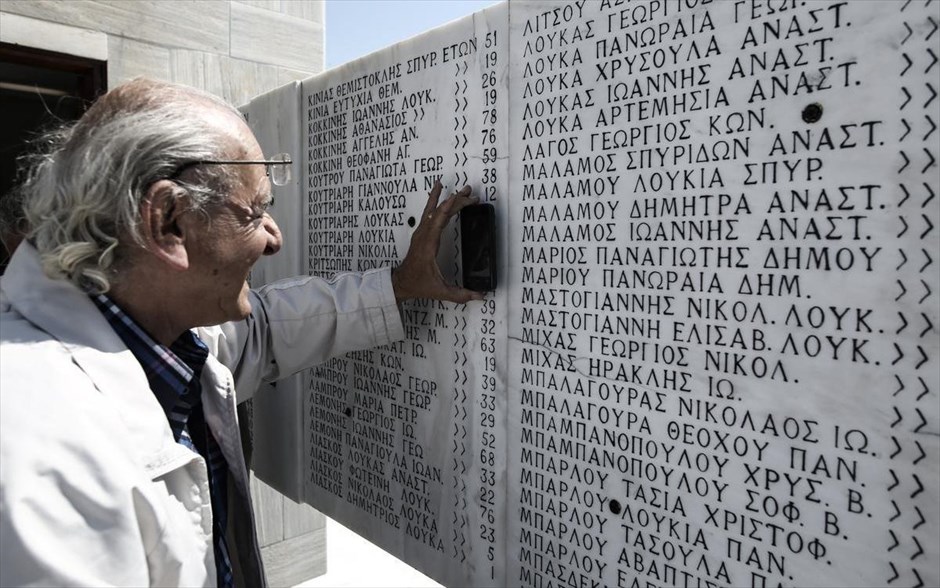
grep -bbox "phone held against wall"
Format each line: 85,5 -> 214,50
460,203 -> 497,292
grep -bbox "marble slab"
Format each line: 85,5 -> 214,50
231,1 -> 323,71
298,4 -> 510,585
107,36 -> 170,86
0,12 -> 108,61
504,1 -> 939,587
242,81 -> 307,502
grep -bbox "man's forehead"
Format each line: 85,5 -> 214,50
191,101 -> 260,157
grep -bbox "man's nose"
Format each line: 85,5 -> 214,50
263,214 -> 282,255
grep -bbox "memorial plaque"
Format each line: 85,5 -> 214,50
248,1 -> 939,586
506,2 -> 938,587
301,5 -> 510,586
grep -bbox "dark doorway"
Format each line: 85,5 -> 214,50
0,42 -> 106,272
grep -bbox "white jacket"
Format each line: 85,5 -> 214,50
0,243 -> 404,587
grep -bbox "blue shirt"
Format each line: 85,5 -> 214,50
91,294 -> 234,588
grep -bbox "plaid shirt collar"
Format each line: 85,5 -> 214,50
90,293 -> 208,422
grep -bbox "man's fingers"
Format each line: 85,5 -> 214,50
436,186 -> 477,219
421,180 -> 443,219
421,184 -> 477,230
396,181 -> 491,303
449,191 -> 480,216
442,286 -> 487,304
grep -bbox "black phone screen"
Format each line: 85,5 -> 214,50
460,203 -> 496,292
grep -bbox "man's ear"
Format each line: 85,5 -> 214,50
141,179 -> 190,271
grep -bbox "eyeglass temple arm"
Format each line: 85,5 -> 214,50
187,159 -> 293,165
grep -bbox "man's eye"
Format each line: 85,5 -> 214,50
249,199 -> 273,220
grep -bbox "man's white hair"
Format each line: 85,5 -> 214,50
19,77 -> 243,293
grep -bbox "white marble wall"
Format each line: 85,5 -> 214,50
296,5 -> 512,585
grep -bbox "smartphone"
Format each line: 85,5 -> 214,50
460,203 -> 497,292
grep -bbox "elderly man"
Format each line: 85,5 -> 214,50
0,78 -> 483,586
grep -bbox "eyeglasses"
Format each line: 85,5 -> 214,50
171,153 -> 292,186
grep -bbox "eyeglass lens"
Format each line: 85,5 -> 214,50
269,153 -> 291,186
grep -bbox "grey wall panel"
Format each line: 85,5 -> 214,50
243,81 -> 306,502
254,1 -> 940,586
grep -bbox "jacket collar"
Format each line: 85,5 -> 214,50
2,244 -> 195,476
